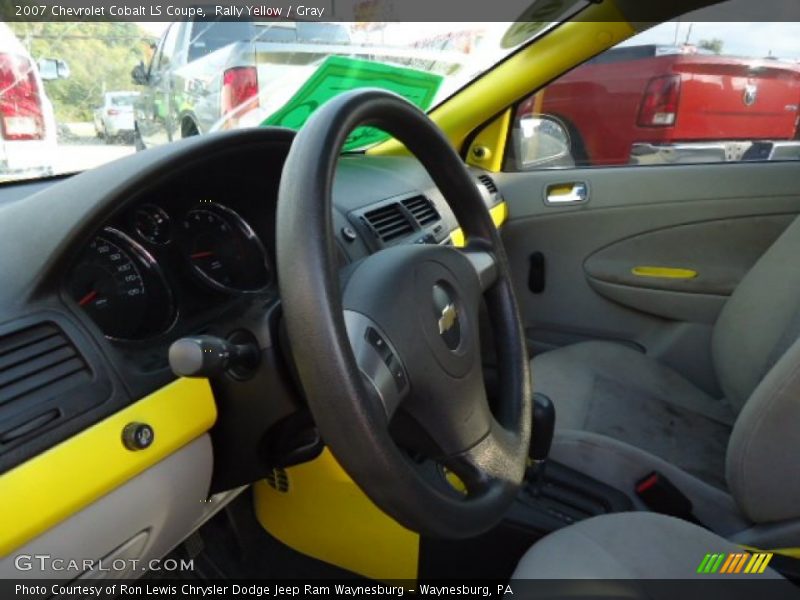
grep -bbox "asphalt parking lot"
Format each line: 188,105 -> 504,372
53,142 -> 134,175
54,122 -> 135,175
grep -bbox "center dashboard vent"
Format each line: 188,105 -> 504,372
362,203 -> 414,243
401,195 -> 440,227
0,322 -> 91,444
477,174 -> 498,194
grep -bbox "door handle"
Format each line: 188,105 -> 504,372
544,182 -> 589,205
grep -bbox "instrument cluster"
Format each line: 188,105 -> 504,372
67,200 -> 272,342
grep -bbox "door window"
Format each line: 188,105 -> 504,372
510,20 -> 800,170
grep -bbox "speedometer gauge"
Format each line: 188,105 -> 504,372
69,228 -> 174,340
180,203 -> 270,293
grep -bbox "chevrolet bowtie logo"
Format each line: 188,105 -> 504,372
438,303 -> 458,335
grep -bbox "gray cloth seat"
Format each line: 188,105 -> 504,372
512,512 -> 785,580
531,214 -> 800,512
508,219 -> 800,585
533,341 -> 734,488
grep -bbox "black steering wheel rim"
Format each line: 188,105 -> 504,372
276,88 -> 531,538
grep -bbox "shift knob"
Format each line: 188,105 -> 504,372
530,392 -> 555,462
169,335 -> 258,379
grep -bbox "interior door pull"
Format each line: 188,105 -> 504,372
545,182 -> 589,205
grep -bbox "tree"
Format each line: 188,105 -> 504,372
698,38 -> 725,55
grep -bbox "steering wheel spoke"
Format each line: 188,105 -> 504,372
461,247 -> 499,292
344,310 -> 409,419
442,420 -> 520,495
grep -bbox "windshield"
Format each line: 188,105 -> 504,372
0,20 -> 534,183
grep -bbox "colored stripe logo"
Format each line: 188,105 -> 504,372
697,552 -> 773,574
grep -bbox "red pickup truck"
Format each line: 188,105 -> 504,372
520,44 -> 800,166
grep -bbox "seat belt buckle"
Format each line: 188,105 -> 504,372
635,471 -> 696,521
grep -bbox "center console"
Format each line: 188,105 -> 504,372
508,393 -> 633,535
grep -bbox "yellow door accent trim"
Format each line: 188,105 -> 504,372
450,201 -> 508,248
0,377 -> 216,557
466,109 -> 512,172
254,449 -> 419,581
631,266 -> 698,280
369,3 -> 633,157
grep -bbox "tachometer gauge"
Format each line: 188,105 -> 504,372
133,204 -> 171,245
180,203 -> 270,293
69,228 -> 175,340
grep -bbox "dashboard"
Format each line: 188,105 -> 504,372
0,128 -> 501,482
61,143 -> 500,357
0,127 -> 502,578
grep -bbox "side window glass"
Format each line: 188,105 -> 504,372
157,23 -> 181,71
511,21 -> 800,170
188,22 -> 254,62
147,29 -> 168,78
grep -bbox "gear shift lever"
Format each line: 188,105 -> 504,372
527,393 -> 555,493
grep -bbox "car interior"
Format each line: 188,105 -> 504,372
1,0 -> 799,594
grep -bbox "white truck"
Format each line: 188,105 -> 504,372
131,20 -> 352,149
0,23 -> 68,180
93,91 -> 139,143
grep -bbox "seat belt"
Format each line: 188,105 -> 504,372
635,471 -> 704,527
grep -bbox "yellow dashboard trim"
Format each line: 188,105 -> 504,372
0,377 -> 216,557
254,449 -> 419,581
451,201 -> 508,247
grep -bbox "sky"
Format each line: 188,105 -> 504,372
623,22 -> 800,61
137,22 -> 169,36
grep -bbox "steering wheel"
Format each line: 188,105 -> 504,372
276,89 -> 531,538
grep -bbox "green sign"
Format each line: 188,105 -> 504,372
261,56 -> 444,150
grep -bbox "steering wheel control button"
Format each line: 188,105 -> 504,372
388,356 -> 407,391
364,326 -> 406,390
365,327 -> 389,357
122,422 -> 154,451
433,283 -> 461,351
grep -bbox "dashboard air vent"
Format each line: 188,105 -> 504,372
362,203 -> 414,242
402,195 -> 439,227
0,322 -> 90,414
478,174 -> 498,194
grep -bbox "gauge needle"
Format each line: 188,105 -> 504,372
191,251 -> 214,259
78,290 -> 98,306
